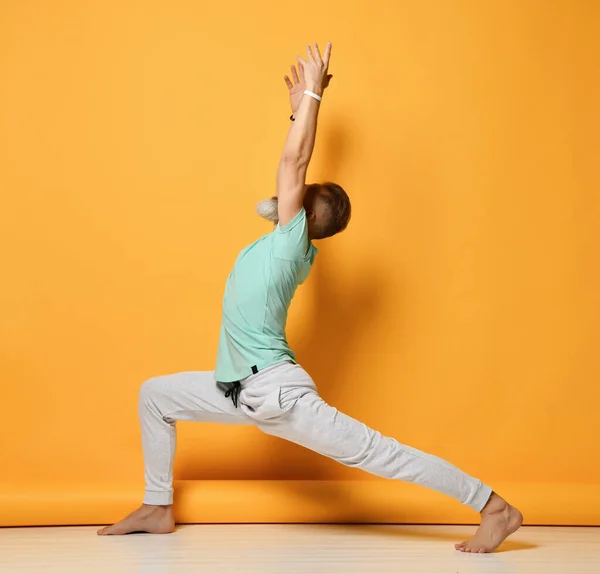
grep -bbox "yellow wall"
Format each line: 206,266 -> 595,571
1,0 -> 598,526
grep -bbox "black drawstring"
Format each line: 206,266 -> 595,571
224,381 -> 242,408
221,367 -> 257,408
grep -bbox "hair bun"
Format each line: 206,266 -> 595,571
256,197 -> 279,223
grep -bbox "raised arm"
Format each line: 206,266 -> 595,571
276,42 -> 332,226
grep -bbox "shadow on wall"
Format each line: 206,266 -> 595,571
258,247 -> 386,481
249,120 -> 409,522
257,119 -> 389,481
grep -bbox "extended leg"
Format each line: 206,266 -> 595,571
259,390 -> 492,509
257,389 -> 522,551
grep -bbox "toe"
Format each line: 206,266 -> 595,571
98,525 -> 115,535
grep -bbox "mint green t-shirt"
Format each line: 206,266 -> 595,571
215,208 -> 318,382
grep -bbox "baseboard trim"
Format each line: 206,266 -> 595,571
1,480 -> 598,527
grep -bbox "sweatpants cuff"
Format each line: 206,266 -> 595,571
468,483 -> 493,513
144,490 -> 173,506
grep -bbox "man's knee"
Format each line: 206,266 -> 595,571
138,376 -> 166,410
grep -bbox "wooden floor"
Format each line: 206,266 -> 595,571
1,524 -> 598,573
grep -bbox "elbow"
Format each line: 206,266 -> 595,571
279,154 -> 309,169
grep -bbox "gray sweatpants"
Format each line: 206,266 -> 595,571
139,362 -> 492,512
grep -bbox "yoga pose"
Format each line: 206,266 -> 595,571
99,42 -> 522,553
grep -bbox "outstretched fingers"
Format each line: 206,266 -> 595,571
313,42 -> 322,64
323,41 -> 332,65
291,65 -> 300,84
306,44 -> 315,63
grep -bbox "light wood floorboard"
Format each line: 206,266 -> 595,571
1,525 -> 598,573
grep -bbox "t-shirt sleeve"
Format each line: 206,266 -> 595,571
272,207 -> 310,261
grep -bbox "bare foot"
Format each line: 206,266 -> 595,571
97,504 -> 175,535
455,492 -> 523,553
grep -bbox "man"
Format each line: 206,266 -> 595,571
99,42 -> 522,553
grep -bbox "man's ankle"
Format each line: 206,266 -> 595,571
481,492 -> 508,515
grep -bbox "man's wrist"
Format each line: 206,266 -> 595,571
305,83 -> 323,97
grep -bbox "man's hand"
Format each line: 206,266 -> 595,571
284,43 -> 333,115
284,62 -> 306,115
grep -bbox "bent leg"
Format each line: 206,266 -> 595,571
139,371 -> 249,505
98,371 -> 248,535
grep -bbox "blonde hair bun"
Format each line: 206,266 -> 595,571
256,197 -> 279,223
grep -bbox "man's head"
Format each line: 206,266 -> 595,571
302,182 -> 351,240
256,182 -> 351,240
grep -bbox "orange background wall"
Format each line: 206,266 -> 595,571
1,0 -> 598,526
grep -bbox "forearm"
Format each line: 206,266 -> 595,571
280,83 -> 322,166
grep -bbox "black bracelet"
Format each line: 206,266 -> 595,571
290,114 -> 295,122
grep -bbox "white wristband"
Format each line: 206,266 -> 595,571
303,90 -> 322,102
